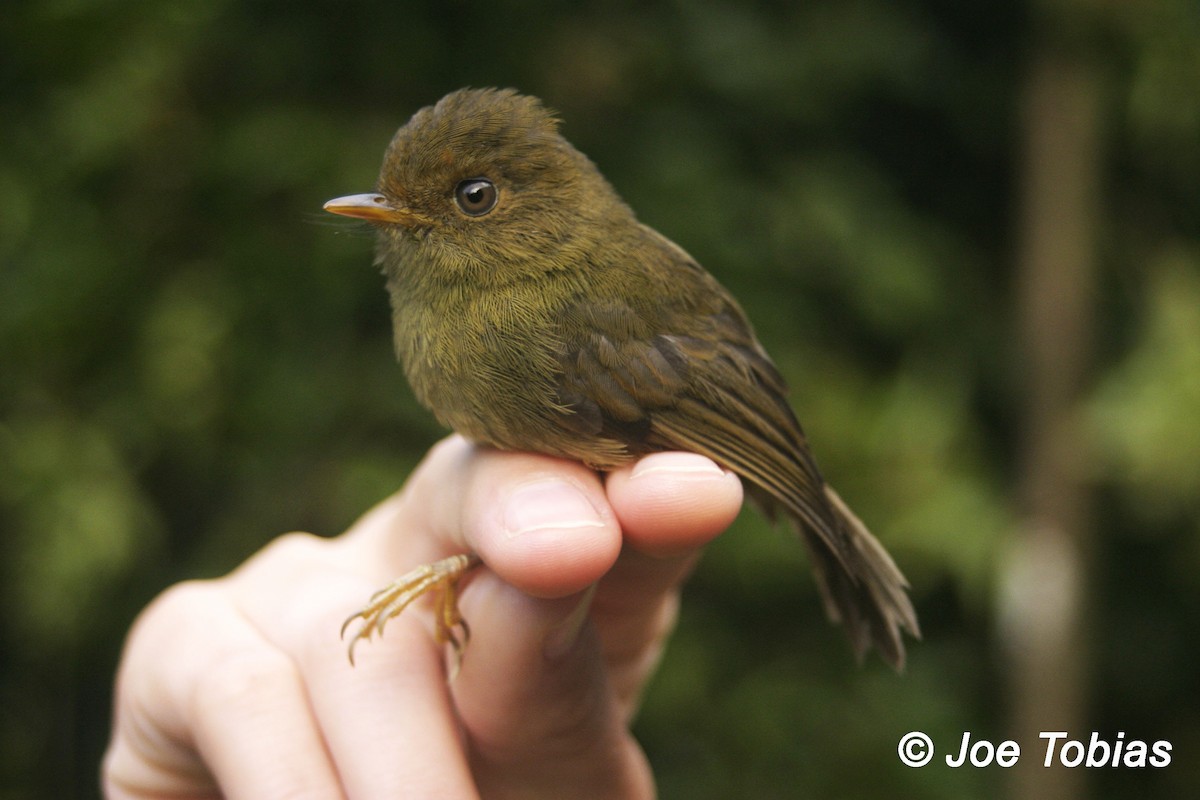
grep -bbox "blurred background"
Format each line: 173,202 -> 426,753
2,0 -> 1197,797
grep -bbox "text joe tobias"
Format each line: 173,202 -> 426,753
898,730 -> 1172,769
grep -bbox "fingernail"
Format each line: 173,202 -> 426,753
544,585 -> 597,660
630,452 -> 727,480
503,480 -> 607,539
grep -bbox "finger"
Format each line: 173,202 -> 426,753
606,451 -> 743,557
103,581 -> 344,800
594,452 -> 743,710
598,451 -> 742,626
420,442 -> 652,796
452,577 -> 655,799
226,531 -> 479,799
599,451 -> 743,612
459,443 -> 623,598
350,436 -> 623,599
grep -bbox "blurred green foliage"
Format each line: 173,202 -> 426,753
1,1 -> 1197,797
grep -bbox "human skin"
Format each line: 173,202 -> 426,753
102,435 -> 743,799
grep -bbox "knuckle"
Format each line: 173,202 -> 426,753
189,645 -> 299,713
256,530 -> 328,562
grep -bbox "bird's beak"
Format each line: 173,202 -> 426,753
323,193 -> 429,225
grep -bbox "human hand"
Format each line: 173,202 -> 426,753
103,435 -> 743,799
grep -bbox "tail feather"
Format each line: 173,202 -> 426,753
803,486 -> 920,670
648,398 -> 918,668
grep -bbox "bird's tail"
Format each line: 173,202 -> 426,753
798,486 -> 920,670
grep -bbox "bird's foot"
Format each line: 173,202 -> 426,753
342,553 -> 482,670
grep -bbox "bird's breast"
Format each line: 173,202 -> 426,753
390,282 -> 568,447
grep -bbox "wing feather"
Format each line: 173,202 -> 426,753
546,233 -> 917,667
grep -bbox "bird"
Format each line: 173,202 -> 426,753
324,87 -> 918,670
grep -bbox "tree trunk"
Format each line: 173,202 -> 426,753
1001,48 -> 1101,800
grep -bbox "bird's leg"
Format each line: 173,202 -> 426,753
341,553 -> 483,669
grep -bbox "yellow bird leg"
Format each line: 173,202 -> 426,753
341,553 -> 482,668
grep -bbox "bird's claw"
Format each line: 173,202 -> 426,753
342,553 -> 482,671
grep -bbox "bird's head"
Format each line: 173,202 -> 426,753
325,88 -> 632,290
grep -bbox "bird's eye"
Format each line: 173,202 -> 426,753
454,179 -> 498,216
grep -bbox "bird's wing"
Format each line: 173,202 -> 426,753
550,251 -> 850,569
548,233 -> 918,668
554,307 -> 919,666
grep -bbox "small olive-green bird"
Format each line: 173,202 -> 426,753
326,88 -> 918,669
